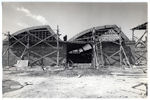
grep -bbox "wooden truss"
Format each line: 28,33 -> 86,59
132,25 -> 147,66
3,26 -> 61,70
91,27 -> 131,69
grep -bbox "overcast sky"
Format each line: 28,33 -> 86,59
2,2 -> 147,40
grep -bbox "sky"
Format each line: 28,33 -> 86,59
2,2 -> 147,40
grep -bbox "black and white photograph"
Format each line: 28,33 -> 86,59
1,1 -> 148,98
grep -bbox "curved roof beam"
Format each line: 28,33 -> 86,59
4,25 -> 62,41
69,25 -> 129,42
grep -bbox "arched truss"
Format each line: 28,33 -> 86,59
68,25 -> 134,68
3,25 -> 64,68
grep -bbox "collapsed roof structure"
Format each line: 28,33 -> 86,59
3,23 -> 146,69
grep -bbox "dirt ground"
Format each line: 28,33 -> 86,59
2,66 -> 147,98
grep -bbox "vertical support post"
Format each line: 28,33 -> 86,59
132,30 -> 135,41
119,33 -> 122,67
56,25 -> 59,66
99,37 -> 104,67
144,29 -> 147,46
92,28 -> 95,68
7,32 -> 10,66
27,32 -> 30,66
41,58 -> 44,71
95,44 -> 99,69
92,27 -> 98,69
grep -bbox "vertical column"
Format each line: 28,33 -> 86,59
132,30 -> 135,41
7,32 -> 10,66
144,29 -> 147,46
119,33 -> 122,67
27,32 -> 30,66
99,37 -> 104,67
92,27 -> 98,69
41,58 -> 44,70
92,28 -> 95,68
56,25 -> 60,66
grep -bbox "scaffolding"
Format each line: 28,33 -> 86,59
91,27 -> 131,69
131,22 -> 147,65
3,24 -> 137,70
3,26 -> 61,70
68,25 -> 133,69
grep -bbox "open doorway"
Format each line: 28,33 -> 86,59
66,42 -> 93,64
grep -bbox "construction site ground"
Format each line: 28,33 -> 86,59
3,65 -> 147,98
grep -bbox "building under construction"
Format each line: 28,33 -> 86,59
2,23 -> 147,70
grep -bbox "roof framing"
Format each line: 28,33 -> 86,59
69,25 -> 129,42
131,22 -> 147,30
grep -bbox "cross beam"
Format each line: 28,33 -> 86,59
27,31 -> 56,49
30,50 -> 57,65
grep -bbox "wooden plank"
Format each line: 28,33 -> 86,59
3,34 -> 28,56
76,36 -> 92,41
135,53 -> 146,60
7,33 -> 10,66
91,27 -> 99,69
132,30 -> 134,41
135,30 -> 147,46
104,55 -> 111,65
27,33 -> 30,64
134,36 -> 146,47
121,46 -> 132,68
135,53 -> 146,64
103,50 -> 120,63
41,58 -> 45,71
2,47 -> 9,56
27,31 -> 56,49
111,41 -> 120,45
29,50 -> 56,64
10,34 -> 28,47
30,30 -> 49,32
20,47 -> 27,59
108,50 -> 120,59
30,50 -> 57,65
9,34 -> 28,48
119,33 -> 122,67
103,52 -> 119,65
99,37 -> 104,66
56,25 -> 60,66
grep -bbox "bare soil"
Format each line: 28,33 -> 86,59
3,66 -> 147,98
